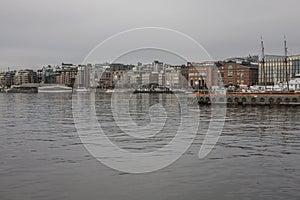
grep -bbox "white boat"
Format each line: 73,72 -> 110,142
74,87 -> 90,92
105,89 -> 115,93
38,85 -> 72,93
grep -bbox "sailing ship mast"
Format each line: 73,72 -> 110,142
261,37 -> 266,87
284,36 -> 289,91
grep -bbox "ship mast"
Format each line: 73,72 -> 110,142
284,36 -> 289,91
261,37 -> 266,87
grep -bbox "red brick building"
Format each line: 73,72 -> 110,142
218,61 -> 258,86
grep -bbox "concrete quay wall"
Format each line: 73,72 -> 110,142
189,93 -> 300,105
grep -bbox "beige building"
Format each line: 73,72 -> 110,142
0,72 -> 5,88
259,55 -> 300,85
14,70 -> 37,85
164,67 -> 181,88
56,67 -> 77,86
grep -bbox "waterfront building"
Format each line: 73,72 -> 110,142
152,60 -> 164,72
42,66 -> 58,84
93,63 -> 135,89
179,65 -> 189,88
149,72 -> 159,85
36,69 -> 43,83
5,71 -> 16,87
142,73 -> 150,85
109,63 -> 134,88
0,72 -> 5,88
158,72 -> 165,86
218,59 -> 258,86
259,55 -> 287,85
92,65 -> 112,89
164,67 -> 180,88
98,71 -> 111,88
258,55 -> 300,85
188,61 -> 219,89
290,55 -> 300,77
56,65 -> 77,87
77,64 -> 91,88
40,64 -> 78,86
14,69 -> 37,85
128,73 -> 140,86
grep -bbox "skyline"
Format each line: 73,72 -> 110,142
1,0 -> 300,69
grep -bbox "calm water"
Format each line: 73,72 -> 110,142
0,93 -> 299,200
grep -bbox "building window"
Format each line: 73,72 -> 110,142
240,72 -> 244,78
228,65 -> 233,77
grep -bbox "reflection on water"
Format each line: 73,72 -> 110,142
0,93 -> 299,200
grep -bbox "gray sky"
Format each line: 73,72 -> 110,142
1,0 -> 300,70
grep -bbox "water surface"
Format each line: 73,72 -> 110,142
0,93 -> 299,200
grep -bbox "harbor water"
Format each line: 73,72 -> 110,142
0,93 -> 299,200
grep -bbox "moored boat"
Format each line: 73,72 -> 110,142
74,87 -> 90,92
38,84 -> 72,93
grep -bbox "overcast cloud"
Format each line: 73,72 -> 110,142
1,0 -> 300,69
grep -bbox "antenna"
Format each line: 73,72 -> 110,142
284,36 -> 289,91
261,37 -> 266,87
